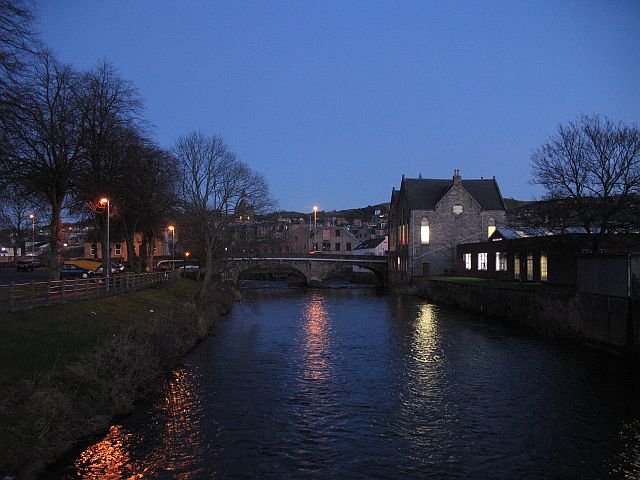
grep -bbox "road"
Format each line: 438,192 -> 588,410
0,267 -> 51,285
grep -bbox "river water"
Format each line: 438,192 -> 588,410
50,288 -> 640,479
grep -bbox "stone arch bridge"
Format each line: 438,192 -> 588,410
224,254 -> 388,287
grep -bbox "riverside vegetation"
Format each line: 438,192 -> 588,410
0,278 -> 237,479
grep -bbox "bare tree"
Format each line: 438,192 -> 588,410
0,183 -> 34,260
74,60 -> 144,273
116,138 -> 178,273
1,51 -> 85,277
531,115 -> 640,241
0,0 -> 37,86
174,131 -> 275,299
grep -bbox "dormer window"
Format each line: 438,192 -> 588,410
453,204 -> 463,215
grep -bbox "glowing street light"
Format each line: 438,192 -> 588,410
99,197 -> 110,292
313,206 -> 318,251
29,213 -> 35,255
168,225 -> 175,270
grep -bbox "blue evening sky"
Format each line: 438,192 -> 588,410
35,1 -> 639,212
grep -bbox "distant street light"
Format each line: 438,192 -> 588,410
99,197 -> 110,292
168,225 -> 175,270
29,214 -> 35,255
313,206 -> 318,251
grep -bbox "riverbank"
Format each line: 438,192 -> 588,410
0,278 -> 237,479
400,277 -> 639,364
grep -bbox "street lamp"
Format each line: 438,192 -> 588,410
168,225 -> 175,270
29,214 -> 35,255
313,206 -> 318,251
99,197 -> 110,292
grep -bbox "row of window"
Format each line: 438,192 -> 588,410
91,243 -> 123,256
398,216 -> 497,248
320,242 -> 352,252
463,251 -> 548,281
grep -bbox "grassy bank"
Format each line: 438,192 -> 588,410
0,278 -> 236,478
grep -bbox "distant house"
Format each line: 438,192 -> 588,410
352,236 -> 388,256
84,229 -> 168,265
389,169 -> 506,283
310,226 -> 359,254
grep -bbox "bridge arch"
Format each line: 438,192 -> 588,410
319,263 -> 387,287
232,261 -> 311,286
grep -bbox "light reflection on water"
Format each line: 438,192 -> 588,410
51,289 -> 640,479
71,368 -> 204,479
302,294 -> 331,382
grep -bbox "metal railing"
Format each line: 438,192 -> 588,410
0,271 -> 180,312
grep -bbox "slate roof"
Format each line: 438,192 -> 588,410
492,226 -> 596,240
403,177 -> 505,211
354,238 -> 385,250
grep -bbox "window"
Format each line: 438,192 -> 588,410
90,243 -> 97,256
514,254 -> 520,279
453,204 -> 463,214
527,253 -> 533,280
294,236 -> 298,241
322,241 -> 330,251
420,217 -> 430,245
463,253 -> 471,270
335,242 -> 341,251
335,229 -> 341,237
478,252 -> 488,270
115,243 -> 121,256
540,251 -> 548,282
487,217 -> 496,238
346,243 -> 351,251
496,252 -> 507,271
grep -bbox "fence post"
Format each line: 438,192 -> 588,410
30,281 -> 35,306
61,279 -> 66,301
47,280 -> 51,305
10,282 -> 15,311
73,279 -> 78,300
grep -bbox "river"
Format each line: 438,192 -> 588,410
49,288 -> 640,479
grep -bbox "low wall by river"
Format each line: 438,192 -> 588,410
413,280 -> 640,361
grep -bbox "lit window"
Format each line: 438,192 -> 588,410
464,253 -> 471,270
540,251 -> 548,282
453,204 -> 463,214
487,217 -> 496,238
115,243 -> 121,256
514,254 -> 520,279
421,217 -> 429,245
496,252 -> 507,271
527,253 -> 533,280
90,243 -> 97,256
478,252 -> 488,270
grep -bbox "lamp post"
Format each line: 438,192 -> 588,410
99,198 -> 110,292
168,225 -> 175,270
29,214 -> 35,255
313,206 -> 318,251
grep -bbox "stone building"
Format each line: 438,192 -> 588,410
388,169 -> 506,283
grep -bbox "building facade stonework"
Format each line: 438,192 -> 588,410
389,170 -> 506,283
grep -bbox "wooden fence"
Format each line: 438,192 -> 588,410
0,271 -> 180,312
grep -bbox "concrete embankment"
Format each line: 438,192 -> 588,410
0,279 -> 237,479
405,279 -> 640,363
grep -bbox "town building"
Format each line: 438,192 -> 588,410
388,169 -> 506,283
310,225 -> 360,253
456,229 -> 640,286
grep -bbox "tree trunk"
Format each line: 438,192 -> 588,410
198,237 -> 215,301
49,199 -> 64,279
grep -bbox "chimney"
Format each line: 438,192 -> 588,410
453,169 -> 462,185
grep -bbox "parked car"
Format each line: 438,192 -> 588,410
60,263 -> 95,279
95,262 -> 125,274
16,258 -> 37,271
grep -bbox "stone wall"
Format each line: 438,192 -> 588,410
418,280 -> 639,361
